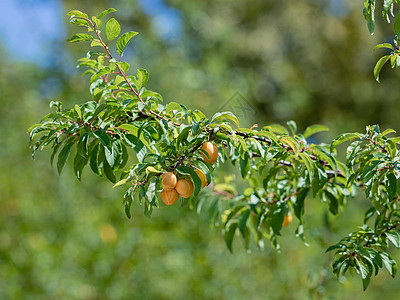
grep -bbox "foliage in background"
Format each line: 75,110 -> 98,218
2,0 -> 400,298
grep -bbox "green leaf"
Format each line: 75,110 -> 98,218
27,123 -> 43,136
102,153 -> 116,183
73,152 -> 88,180
90,67 -> 112,84
93,130 -> 112,152
383,0 -> 394,10
303,124 -> 329,138
116,62 -> 130,73
330,133 -> 360,152
324,191 -> 339,215
238,210 -> 250,239
74,104 -> 82,119
279,136 -> 299,154
114,75 -> 126,86
137,69 -> 149,89
363,2 -> 375,34
70,18 -> 90,27
364,206 -> 376,223
373,43 -> 395,51
361,159 -> 381,181
145,166 -> 162,175
91,39 -> 103,48
255,130 -> 278,143
381,252 -> 397,277
386,172 -> 397,200
381,128 -> 396,136
386,230 -> 400,248
57,141 -> 73,174
77,132 -> 90,157
325,243 -> 347,253
394,13 -> 400,36
374,55 -> 391,82
117,123 -> 139,134
117,124 -> 152,150
106,18 -> 121,41
192,160 -> 212,185
251,139 -> 266,158
391,54 -> 399,67
264,124 -> 288,135
193,110 -> 206,122
116,31 -> 139,55
286,120 -> 297,135
299,153 -> 314,182
269,203 -> 285,233
310,145 -> 338,176
92,16 -> 101,28
236,128 -> 255,136
50,138 -> 67,164
66,10 -> 88,19
224,222 -> 238,253
120,144 -> 128,169
293,188 -> 309,223
98,8 -> 117,19
389,136 -> 400,144
66,33 -> 93,43
362,276 -> 370,291
123,134 -> 146,162
314,164 -> 328,194
368,248 -> 383,273
356,259 -> 370,280
105,146 -> 116,169
177,126 -> 190,145
239,153 -> 250,179
124,194 -> 132,219
146,180 -> 157,206
211,112 -> 239,128
192,121 -> 200,135
332,256 -> 347,274
89,143 -> 101,176
166,102 -> 183,113
141,90 -> 163,102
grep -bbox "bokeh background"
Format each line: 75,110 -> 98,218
1,0 -> 400,299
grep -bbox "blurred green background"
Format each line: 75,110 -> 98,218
1,0 -> 400,299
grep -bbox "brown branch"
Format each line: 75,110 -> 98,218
365,137 -> 388,153
90,23 -> 181,127
233,130 -> 272,146
209,182 -> 236,199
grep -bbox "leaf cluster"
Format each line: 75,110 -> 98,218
27,8 -> 400,290
363,1 -> 400,81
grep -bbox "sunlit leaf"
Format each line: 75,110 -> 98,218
330,133 -> 360,152
116,31 -> 139,55
303,124 -> 329,138
98,8 -> 117,19
67,34 -> 93,43
211,112 -> 239,128
373,43 -> 394,51
374,55 -> 391,82
106,18 -> 121,41
66,10 -> 88,19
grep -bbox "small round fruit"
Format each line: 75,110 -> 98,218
282,214 -> 293,227
200,142 -> 218,163
161,172 -> 177,190
194,169 -> 207,188
160,189 -> 180,205
175,179 -> 194,198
